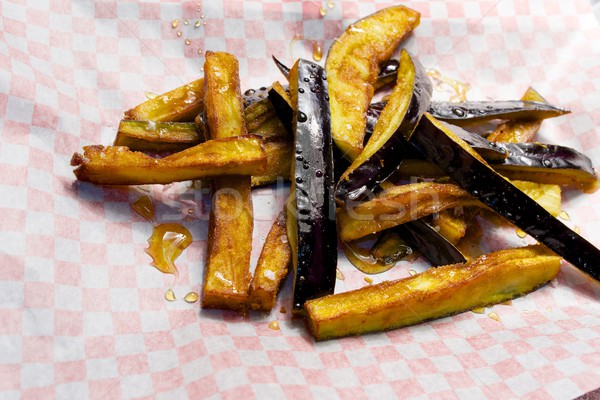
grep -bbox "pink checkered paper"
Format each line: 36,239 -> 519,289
2,0 -> 600,398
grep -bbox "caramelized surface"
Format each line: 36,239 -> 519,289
114,120 -> 201,153
305,245 -> 561,340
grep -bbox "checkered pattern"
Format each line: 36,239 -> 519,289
2,0 -> 600,398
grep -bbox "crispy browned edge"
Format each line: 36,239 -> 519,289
248,211 -> 292,311
201,51 -> 254,312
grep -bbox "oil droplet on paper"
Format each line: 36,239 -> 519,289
195,20 -> 202,28
131,195 -> 155,222
319,6 -> 327,17
574,226 -> 581,234
268,321 -> 280,330
427,69 -> 470,102
183,19 -> 189,25
336,268 -> 345,280
471,307 -> 485,314
280,306 -> 287,314
177,31 -> 182,37
165,288 -> 177,302
171,19 -> 180,29
516,228 -> 527,238
183,292 -> 199,303
312,40 -> 323,62
408,269 -> 417,276
185,39 -> 191,45
487,311 -> 501,322
558,210 -> 570,221
500,300 -> 513,306
145,223 -> 193,276
144,91 -> 158,100
364,276 -> 373,284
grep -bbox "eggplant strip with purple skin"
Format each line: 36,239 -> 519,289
408,113 -> 600,282
326,5 -> 421,160
286,59 -> 337,315
336,50 -> 432,202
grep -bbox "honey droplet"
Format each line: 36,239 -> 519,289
131,195 -> 155,222
312,41 -> 323,62
171,19 -> 180,29
516,228 -> 527,238
183,292 -> 199,303
195,20 -> 202,28
279,306 -> 287,314
326,0 -> 335,8
574,226 -> 581,234
487,311 -> 501,322
268,321 -> 280,330
177,31 -> 182,37
183,19 -> 189,25
145,223 -> 193,276
558,210 -> 570,221
185,39 -> 191,45
364,276 -> 373,284
144,91 -> 158,100
165,288 -> 176,302
319,6 -> 327,17
471,307 -> 485,314
336,268 -> 345,280
408,269 -> 417,276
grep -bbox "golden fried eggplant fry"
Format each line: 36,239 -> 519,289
248,212 -> 292,312
305,245 -> 561,340
337,182 -> 480,242
124,79 -> 204,122
114,120 -> 201,153
70,135 -> 266,185
201,51 -> 254,311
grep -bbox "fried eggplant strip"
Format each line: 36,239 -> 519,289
201,51 -> 254,311
124,79 -> 204,122
305,245 -> 561,341
70,135 -> 266,185
248,212 -> 292,312
326,5 -> 420,160
114,120 -> 201,153
337,182 -> 480,242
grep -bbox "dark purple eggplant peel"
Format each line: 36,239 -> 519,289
408,114 -> 600,282
286,59 -> 337,315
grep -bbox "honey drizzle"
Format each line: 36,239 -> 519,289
145,223 -> 193,276
427,69 -> 471,102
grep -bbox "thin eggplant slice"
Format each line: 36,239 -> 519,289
326,5 -> 420,160
487,87 -> 547,143
428,100 -> 569,125
287,59 -> 337,314
409,113 -> 600,282
492,142 -> 598,193
336,50 -> 432,202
